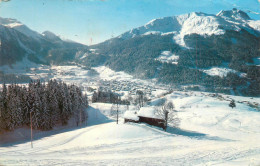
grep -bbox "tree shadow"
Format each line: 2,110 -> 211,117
86,106 -> 113,126
166,126 -> 235,142
1,106 -> 112,147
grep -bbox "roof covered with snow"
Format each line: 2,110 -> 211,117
137,107 -> 162,119
123,111 -> 139,121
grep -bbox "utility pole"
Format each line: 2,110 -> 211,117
80,109 -> 82,126
30,111 -> 33,148
164,109 -> 169,132
116,100 -> 119,124
116,96 -> 119,124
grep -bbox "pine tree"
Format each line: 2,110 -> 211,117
229,100 -> 236,109
0,83 -> 8,130
21,86 -> 30,125
31,90 -> 41,129
60,83 -> 70,125
72,86 -> 80,126
48,88 -> 59,127
6,84 -> 23,130
40,90 -> 52,130
92,91 -> 98,103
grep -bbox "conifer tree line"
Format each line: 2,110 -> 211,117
0,79 -> 88,131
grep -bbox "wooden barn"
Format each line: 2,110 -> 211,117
138,116 -> 165,130
124,107 -> 166,130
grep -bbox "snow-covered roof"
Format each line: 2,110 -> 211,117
124,111 -> 139,121
137,107 -> 161,119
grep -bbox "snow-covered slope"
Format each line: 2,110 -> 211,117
0,17 -> 42,40
248,20 -> 260,31
0,17 -> 88,66
216,8 -> 251,20
0,91 -> 259,165
155,51 -> 179,64
119,8 -> 260,47
42,30 -> 62,42
201,67 -> 247,78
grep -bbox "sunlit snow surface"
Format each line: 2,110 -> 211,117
120,10 -> 260,48
0,63 -> 260,165
0,91 -> 260,165
201,67 -> 247,78
155,51 -> 179,64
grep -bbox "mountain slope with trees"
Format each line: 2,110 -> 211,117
90,9 -> 260,96
0,9 -> 259,96
0,17 -> 88,66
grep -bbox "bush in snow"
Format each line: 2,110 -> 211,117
229,100 -> 236,109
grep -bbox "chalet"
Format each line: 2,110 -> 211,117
124,107 -> 166,130
123,111 -> 139,123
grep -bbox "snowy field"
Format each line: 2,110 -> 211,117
0,63 -> 260,165
1,90 -> 260,165
201,67 -> 247,78
155,51 -> 179,65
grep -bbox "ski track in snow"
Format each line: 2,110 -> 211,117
1,98 -> 260,166
1,136 -> 260,166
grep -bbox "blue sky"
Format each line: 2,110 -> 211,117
0,0 -> 259,45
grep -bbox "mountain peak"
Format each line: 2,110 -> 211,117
217,8 -> 251,20
0,17 -> 23,28
0,17 -> 43,40
42,31 -> 61,41
117,9 -> 260,48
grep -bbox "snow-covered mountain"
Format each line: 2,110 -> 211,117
0,17 -> 42,40
92,9 -> 260,96
119,8 -> 260,47
42,31 -> 62,42
0,17 -> 87,66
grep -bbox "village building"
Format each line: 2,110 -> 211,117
124,107 -> 166,130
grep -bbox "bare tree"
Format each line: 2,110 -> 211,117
156,101 -> 180,131
110,104 -> 117,117
136,90 -> 146,108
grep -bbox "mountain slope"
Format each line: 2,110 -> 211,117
0,17 -> 88,66
92,9 -> 260,96
0,17 -> 43,40
118,8 -> 259,48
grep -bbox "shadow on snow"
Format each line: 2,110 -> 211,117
166,126 -> 234,142
86,106 -> 113,126
0,106 -> 112,147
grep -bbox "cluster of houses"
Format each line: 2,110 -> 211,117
123,107 -> 166,130
97,80 -> 155,95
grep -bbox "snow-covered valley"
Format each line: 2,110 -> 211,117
0,63 -> 260,166
1,2 -> 260,165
